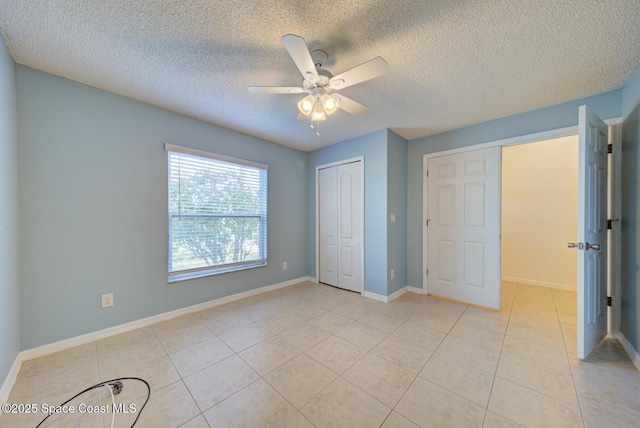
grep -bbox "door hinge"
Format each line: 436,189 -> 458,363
607,296 -> 612,307
607,219 -> 612,229
607,143 -> 612,154
425,218 -> 430,226
425,170 -> 429,178
425,269 -> 428,276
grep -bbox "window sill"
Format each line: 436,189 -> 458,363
168,261 -> 267,283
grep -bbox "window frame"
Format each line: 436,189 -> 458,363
165,143 -> 268,282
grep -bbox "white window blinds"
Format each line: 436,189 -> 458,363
166,144 -> 268,279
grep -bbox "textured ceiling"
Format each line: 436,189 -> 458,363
1,1 -> 639,151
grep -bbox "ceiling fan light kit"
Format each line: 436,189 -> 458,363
249,34 -> 388,136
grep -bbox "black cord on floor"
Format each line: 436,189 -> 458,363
36,377 -> 151,428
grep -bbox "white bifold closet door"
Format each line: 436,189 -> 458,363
318,161 -> 363,293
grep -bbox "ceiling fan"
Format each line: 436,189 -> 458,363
249,34 -> 388,136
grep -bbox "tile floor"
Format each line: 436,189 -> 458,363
2,281 -> 639,427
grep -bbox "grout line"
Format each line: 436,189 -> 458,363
482,283 -> 514,427
557,294 -> 586,428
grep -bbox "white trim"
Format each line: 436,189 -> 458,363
608,122 -> 622,337
315,156 -> 365,294
362,290 -> 389,302
407,286 -> 424,294
363,287 -> 408,303
168,260 -> 267,283
315,156 -> 364,171
362,291 -> 387,302
164,143 -> 268,170
618,332 -> 640,372
501,276 -> 576,291
422,154 -> 429,295
423,126 -> 578,163
387,287 -> 408,302
19,276 -> 313,362
0,354 -> 22,404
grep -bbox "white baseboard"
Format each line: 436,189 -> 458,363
387,287 -> 408,302
407,286 -> 423,295
0,354 -> 22,404
501,276 -> 576,291
362,290 -> 389,302
20,276 -> 314,362
362,286 -> 408,303
618,332 -> 640,372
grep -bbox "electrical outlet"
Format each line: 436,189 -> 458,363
101,293 -> 113,308
391,269 -> 395,280
282,262 -> 288,270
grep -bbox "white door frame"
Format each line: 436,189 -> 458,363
608,121 -> 623,337
423,120 -> 621,321
315,156 -> 365,294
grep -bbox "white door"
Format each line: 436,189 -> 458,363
426,147 -> 501,308
576,105 -> 608,359
318,161 -> 363,293
319,167 -> 338,286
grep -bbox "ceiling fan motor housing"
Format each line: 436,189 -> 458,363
303,70 -> 332,91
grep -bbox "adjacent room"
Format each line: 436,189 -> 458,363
1,1 -> 640,427
501,136 -> 580,348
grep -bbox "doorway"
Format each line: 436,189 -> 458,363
423,107 -> 615,359
501,136 -> 578,292
501,136 -> 579,352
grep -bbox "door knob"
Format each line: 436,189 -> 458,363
567,242 -> 600,250
585,242 -> 600,251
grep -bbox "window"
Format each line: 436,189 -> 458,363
165,144 -> 267,281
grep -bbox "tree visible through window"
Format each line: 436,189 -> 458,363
166,144 -> 267,280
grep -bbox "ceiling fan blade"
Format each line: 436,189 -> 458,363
248,86 -> 306,94
296,112 -> 308,122
333,94 -> 368,115
281,34 -> 319,83
329,57 -> 388,90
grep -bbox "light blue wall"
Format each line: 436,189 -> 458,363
17,66 -> 308,350
622,64 -> 640,119
406,90 -> 622,288
307,130 -> 388,296
0,37 -> 19,385
621,63 -> 640,350
387,130 -> 408,294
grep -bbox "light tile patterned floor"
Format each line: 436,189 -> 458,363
2,281 -> 639,427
